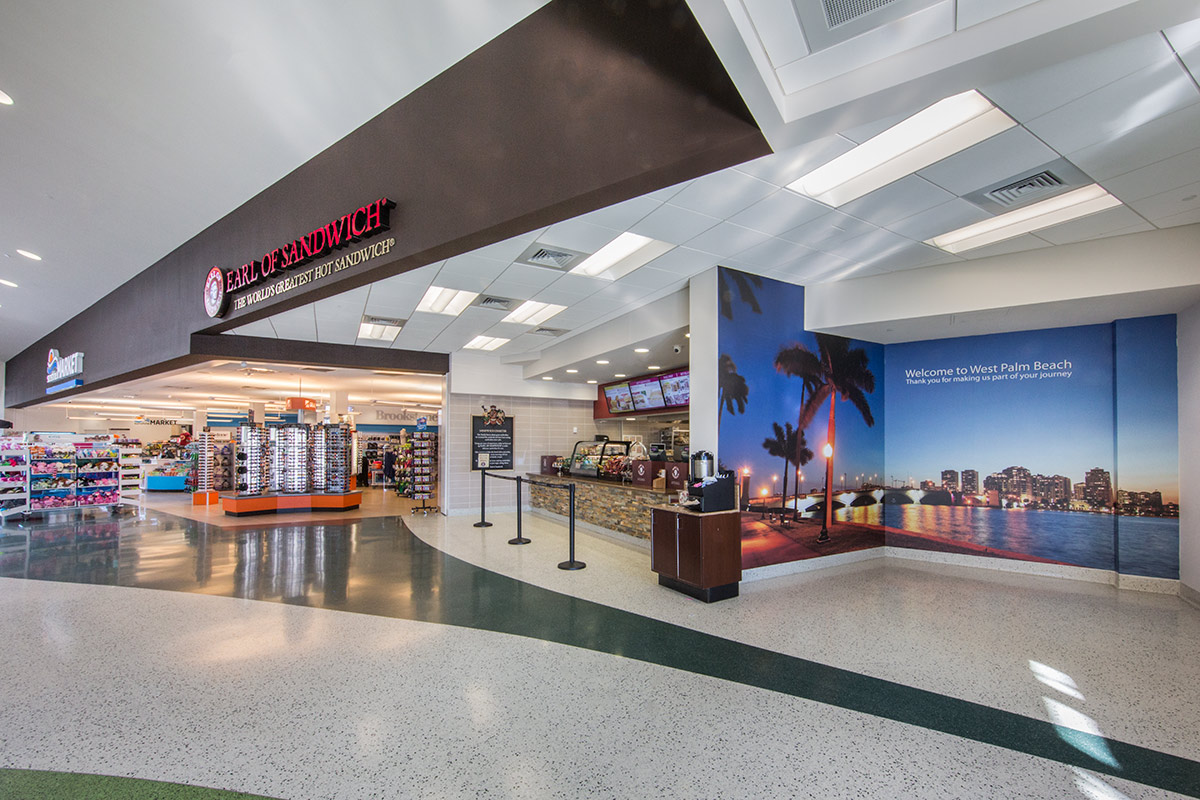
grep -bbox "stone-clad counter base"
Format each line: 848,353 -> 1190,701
527,473 -> 669,540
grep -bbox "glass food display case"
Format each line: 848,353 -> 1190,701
598,440 -> 633,481
567,437 -> 634,479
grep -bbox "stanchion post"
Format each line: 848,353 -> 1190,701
509,475 -> 530,545
558,482 -> 586,570
473,468 -> 492,528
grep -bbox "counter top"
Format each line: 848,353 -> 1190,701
525,472 -> 669,494
649,504 -> 740,518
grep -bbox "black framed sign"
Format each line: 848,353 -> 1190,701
472,410 -> 514,471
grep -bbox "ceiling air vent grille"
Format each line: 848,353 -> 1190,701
531,327 -> 567,337
516,243 -> 588,271
475,296 -> 514,311
985,171 -> 1064,208
362,315 -> 406,327
822,0 -> 900,28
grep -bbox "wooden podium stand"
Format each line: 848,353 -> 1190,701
651,506 -> 741,602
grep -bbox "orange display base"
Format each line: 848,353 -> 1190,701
192,490 -> 219,506
221,492 -> 362,517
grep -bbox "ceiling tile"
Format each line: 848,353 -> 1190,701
228,319 -> 278,338
1067,102 -> 1200,180
575,195 -> 662,231
684,222 -> 773,257
430,254 -> 506,292
484,263 -> 563,296
727,189 -> 828,236
956,0 -> 1039,29
1167,18 -> 1200,81
266,305 -> 317,341
917,126 -> 1058,196
467,229 -> 547,264
1024,56 -> 1200,156
732,135 -> 855,186
839,112 -> 909,145
885,199 -> 991,242
779,211 -> 877,250
1125,178 -> 1200,221
667,168 -> 778,218
1102,146 -> 1200,203
530,274 -> 606,305
729,237 -> 816,270
829,229 -> 929,270
539,219 -> 623,253
640,246 -> 717,276
982,33 -> 1171,122
741,0 -> 808,68
1032,205 -> 1154,245
837,175 -> 955,227
1151,206 -> 1200,228
628,203 -> 721,244
871,243 -> 962,274
314,287 -> 369,345
609,267 -> 680,291
646,178 -> 693,202
769,249 -> 855,284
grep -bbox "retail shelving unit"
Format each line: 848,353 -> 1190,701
28,443 -> 77,511
74,444 -> 122,508
119,445 -> 142,501
276,424 -> 310,494
408,430 -> 438,515
0,438 -> 30,521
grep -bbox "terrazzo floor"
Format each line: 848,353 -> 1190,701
0,505 -> 1197,798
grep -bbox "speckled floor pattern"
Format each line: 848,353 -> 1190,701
1,507 -> 1198,798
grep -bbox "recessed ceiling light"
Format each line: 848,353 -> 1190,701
570,232 -> 674,280
586,380 -> 598,384
684,332 -> 690,338
542,376 -> 554,381
634,348 -> 649,353
15,249 -> 41,261
0,279 -> 17,288
0,89 -> 11,105
502,300 -> 567,325
596,360 -> 609,365
417,286 -> 479,316
614,373 -> 626,378
648,365 -> 660,370
925,185 -> 1121,253
463,335 -> 510,351
357,321 -> 401,342
788,90 -> 1015,207
566,369 -> 578,374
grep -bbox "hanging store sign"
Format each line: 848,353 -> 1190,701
203,197 -> 395,318
46,348 -> 85,384
285,397 -> 319,411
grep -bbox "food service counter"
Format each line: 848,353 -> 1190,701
526,472 -> 670,540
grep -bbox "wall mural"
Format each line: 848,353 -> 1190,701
716,267 -> 886,569
717,267 -> 1179,579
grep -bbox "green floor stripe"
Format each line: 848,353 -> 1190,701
0,768 -> 280,799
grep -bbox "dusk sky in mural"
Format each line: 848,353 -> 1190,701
1115,315 -> 1179,502
716,269 -> 885,497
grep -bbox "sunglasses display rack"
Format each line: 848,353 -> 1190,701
195,431 -> 215,493
236,425 -> 271,496
276,424 -> 311,494
320,424 -> 353,493
311,426 -> 328,492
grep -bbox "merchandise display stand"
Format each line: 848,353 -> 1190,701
74,444 -> 122,508
192,431 -> 218,506
223,422 -> 360,517
118,445 -> 141,501
408,430 -> 439,515
0,438 -> 30,521
29,442 -> 77,510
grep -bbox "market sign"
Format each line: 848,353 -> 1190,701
46,348 -> 84,384
203,197 -> 395,318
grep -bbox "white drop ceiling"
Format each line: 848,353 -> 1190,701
5,1 -> 1200,392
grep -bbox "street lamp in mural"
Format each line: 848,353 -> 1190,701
819,442 -> 834,543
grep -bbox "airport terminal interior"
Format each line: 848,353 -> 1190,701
2,2 -> 1200,798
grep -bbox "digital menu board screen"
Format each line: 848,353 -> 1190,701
629,376 -> 666,411
603,382 -> 634,414
658,370 -> 690,407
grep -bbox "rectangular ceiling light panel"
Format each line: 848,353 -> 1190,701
417,286 -> 479,316
925,184 -> 1122,253
463,335 -> 510,351
502,300 -> 567,325
788,90 -> 1016,207
357,322 -> 402,342
569,233 -> 674,280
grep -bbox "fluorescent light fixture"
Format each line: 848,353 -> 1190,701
925,185 -> 1122,253
357,322 -> 401,342
417,286 -> 478,316
596,360 -> 609,365
570,233 -> 674,280
614,373 -> 626,378
633,348 -> 649,353
542,376 -> 554,381
0,279 -> 17,288
15,249 -> 41,261
586,380 -> 597,384
502,300 -> 566,325
565,369 -> 578,374
648,365 -> 660,370
788,90 -> 1015,207
0,89 -> 11,105
463,335 -> 509,351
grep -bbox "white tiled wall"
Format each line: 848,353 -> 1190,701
444,393 -> 599,514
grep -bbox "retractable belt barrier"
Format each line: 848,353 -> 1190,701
474,469 -> 585,570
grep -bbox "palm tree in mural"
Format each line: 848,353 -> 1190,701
775,333 -> 875,541
718,268 -> 762,321
762,422 -> 812,520
718,353 -> 749,433
785,421 -> 814,519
